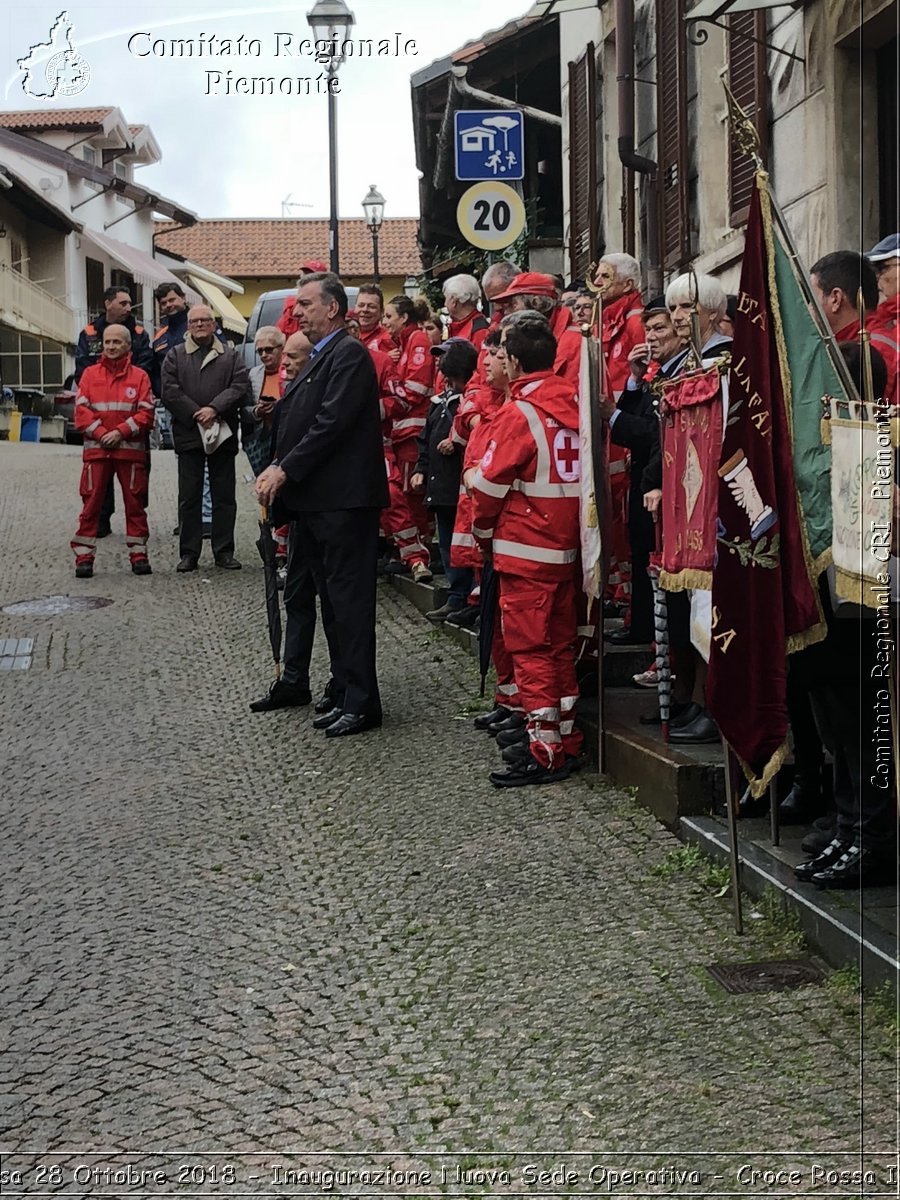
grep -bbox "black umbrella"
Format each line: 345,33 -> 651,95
255,506 -> 283,680
477,558 -> 500,697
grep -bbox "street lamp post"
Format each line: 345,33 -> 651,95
362,184 -> 385,284
306,0 -> 355,275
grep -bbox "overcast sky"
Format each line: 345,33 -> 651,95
2,0 -> 533,220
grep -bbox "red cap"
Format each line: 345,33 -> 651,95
300,259 -> 329,273
490,271 -> 558,301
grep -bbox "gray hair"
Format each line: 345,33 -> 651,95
254,325 -> 285,347
500,310 -> 551,332
482,260 -> 522,290
665,272 -> 727,320
518,293 -> 556,317
442,273 -> 481,306
600,252 -> 641,288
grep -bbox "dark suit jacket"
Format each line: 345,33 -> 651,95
273,328 -> 388,515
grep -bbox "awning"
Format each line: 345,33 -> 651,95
686,0 -> 805,18
185,274 -> 247,337
81,228 -> 194,296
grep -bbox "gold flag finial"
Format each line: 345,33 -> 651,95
722,79 -> 764,170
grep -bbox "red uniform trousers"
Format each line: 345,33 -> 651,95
393,439 -> 432,541
274,524 -> 290,561
490,609 -> 522,714
380,451 -> 429,567
497,572 -> 583,767
72,457 -> 149,564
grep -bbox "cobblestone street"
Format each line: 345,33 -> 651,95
0,443 -> 896,1196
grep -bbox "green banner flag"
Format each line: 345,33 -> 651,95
770,221 -> 851,569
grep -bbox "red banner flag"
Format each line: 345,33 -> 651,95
707,172 -> 826,794
658,367 -> 724,592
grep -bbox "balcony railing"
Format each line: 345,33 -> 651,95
0,263 -> 75,346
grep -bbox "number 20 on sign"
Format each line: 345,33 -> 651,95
456,182 -> 526,251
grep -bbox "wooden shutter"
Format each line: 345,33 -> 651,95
568,43 -> 598,279
656,0 -> 689,271
728,11 -> 768,226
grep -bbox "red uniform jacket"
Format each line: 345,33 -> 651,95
549,304 -> 583,389
601,289 -> 645,400
451,384 -> 506,568
370,346 -> 404,447
391,323 -> 435,447
868,294 -> 900,404
74,353 -> 155,461
448,309 -> 490,350
360,324 -> 398,355
471,371 -> 581,580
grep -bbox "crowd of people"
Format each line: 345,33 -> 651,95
67,233 -> 899,882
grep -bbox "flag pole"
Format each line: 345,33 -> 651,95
856,294 -> 900,810
722,81 -> 859,403
722,741 -> 744,934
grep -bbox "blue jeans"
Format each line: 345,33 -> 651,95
432,505 -> 473,607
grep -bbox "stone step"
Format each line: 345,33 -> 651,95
388,572 -> 725,824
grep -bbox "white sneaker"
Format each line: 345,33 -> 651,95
632,667 -> 658,688
411,562 -> 433,583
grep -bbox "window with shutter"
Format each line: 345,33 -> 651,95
728,11 -> 768,226
568,43 -> 598,279
656,0 -> 689,271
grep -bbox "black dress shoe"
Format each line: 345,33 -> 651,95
325,712 -> 383,738
474,706 -> 512,731
312,706 -> 344,730
176,556 -> 198,573
668,709 -> 719,744
487,713 -> 526,738
490,756 -> 574,788
215,555 -> 242,570
794,837 -> 849,882
131,559 -> 152,576
314,685 -> 340,714
669,701 -> 702,730
249,680 -> 312,712
811,844 -> 894,889
801,821 -> 836,856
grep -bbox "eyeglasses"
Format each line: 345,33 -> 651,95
257,346 -> 279,354
188,318 -> 214,326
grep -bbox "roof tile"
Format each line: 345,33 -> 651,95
0,107 -> 115,131
154,218 -> 421,278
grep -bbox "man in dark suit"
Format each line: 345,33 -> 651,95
255,273 -> 388,738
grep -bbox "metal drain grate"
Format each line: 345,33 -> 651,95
2,595 -> 113,616
707,958 -> 827,994
0,637 -> 33,670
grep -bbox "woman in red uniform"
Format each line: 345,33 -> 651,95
382,295 -> 436,543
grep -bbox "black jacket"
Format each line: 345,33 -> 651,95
273,328 -> 388,515
75,313 -> 153,385
415,388 -> 464,507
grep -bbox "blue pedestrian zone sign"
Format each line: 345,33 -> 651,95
454,110 -> 525,181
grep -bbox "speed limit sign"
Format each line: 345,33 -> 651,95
456,182 -> 526,251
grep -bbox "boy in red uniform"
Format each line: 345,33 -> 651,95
470,314 -> 584,787
71,324 -> 156,578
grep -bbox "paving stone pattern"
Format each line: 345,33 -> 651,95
0,445 -> 895,1196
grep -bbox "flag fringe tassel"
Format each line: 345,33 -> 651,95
735,736 -> 790,800
659,568 -> 713,593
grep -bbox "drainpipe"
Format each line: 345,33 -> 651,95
616,0 -> 661,294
